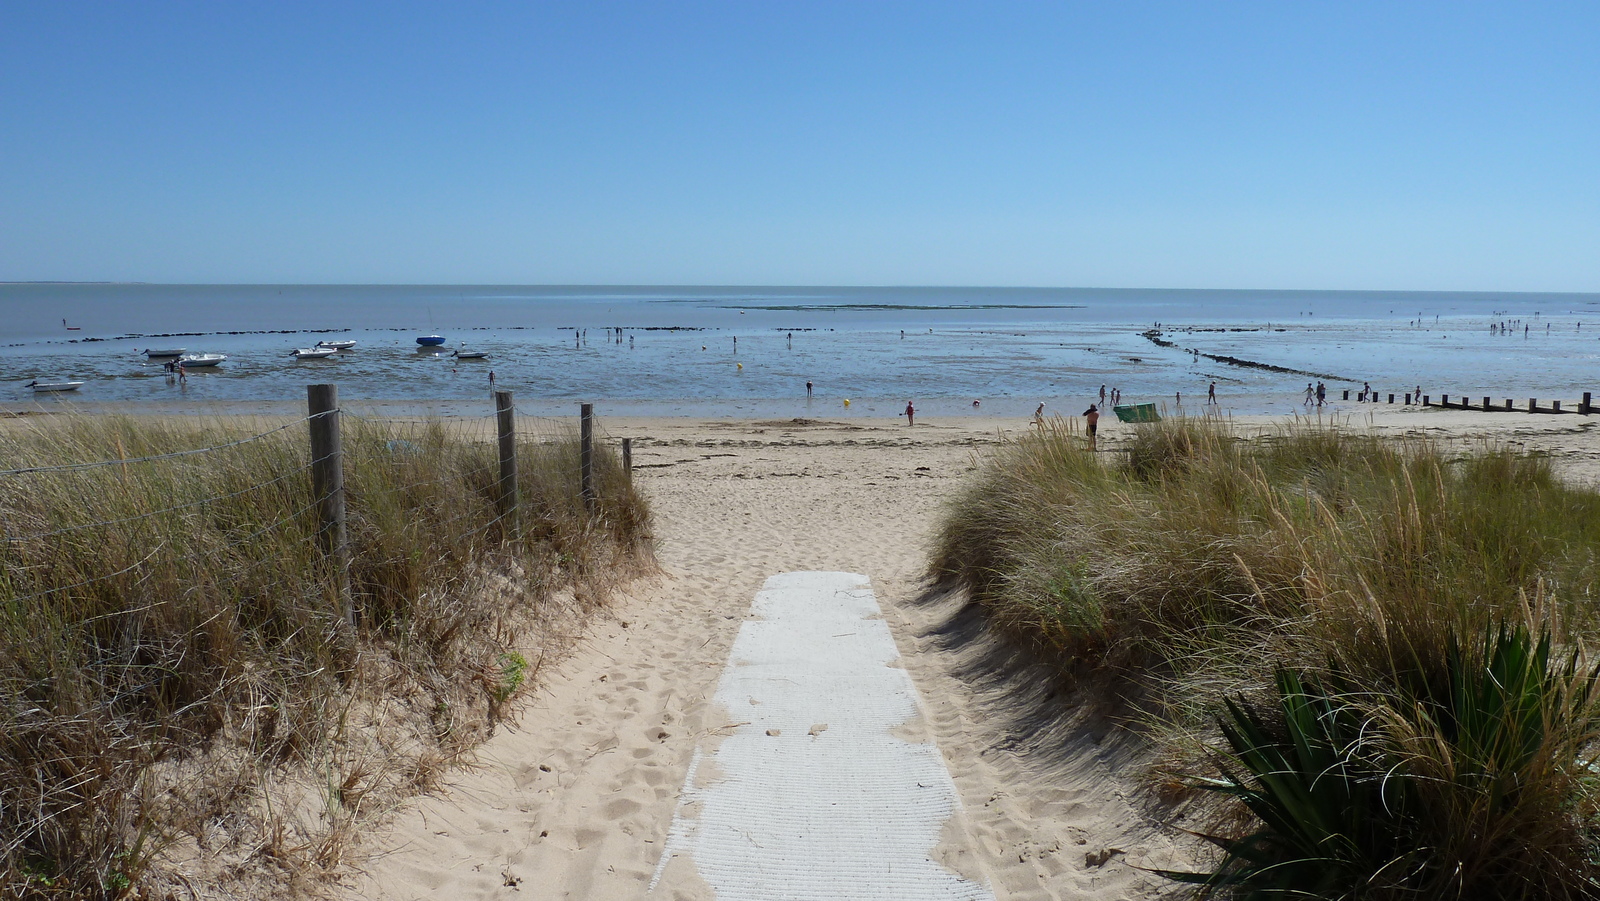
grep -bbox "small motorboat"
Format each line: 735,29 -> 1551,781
176,353 -> 226,367
143,348 -> 186,358
316,339 -> 358,350
416,335 -> 447,347
452,349 -> 489,359
26,380 -> 85,392
291,347 -> 339,360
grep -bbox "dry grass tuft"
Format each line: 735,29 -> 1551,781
932,417 -> 1600,898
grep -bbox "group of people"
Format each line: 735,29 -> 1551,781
1303,381 -> 1328,406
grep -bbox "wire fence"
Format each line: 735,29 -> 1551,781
0,387 -> 627,616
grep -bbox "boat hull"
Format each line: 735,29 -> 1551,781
416,336 -> 446,346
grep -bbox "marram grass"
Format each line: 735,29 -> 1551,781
932,416 -> 1600,899
0,414 -> 650,899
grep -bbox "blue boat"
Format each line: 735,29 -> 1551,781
416,335 -> 446,346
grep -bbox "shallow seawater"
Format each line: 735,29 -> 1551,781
3,284 -> 1597,417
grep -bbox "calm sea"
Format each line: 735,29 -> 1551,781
2,284 -> 1597,418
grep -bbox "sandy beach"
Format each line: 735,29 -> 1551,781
307,406 -> 1600,901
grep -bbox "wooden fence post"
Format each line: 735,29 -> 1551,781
1529,398 -> 1538,412
580,403 -> 596,513
307,384 -> 353,628
622,437 -> 633,485
1583,392 -> 1592,415
495,390 -> 518,539
1483,397 -> 1491,411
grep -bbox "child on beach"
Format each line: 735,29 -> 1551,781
1033,402 -> 1045,426
904,401 -> 915,427
1083,404 -> 1099,449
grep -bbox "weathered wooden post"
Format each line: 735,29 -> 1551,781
1554,400 -> 1563,413
1483,397 -> 1492,411
1529,398 -> 1538,412
1423,395 -> 1430,405
495,390 -> 518,539
1583,392 -> 1592,415
1442,394 -> 1450,406
580,402 -> 596,513
1389,393 -> 1395,404
622,437 -> 633,485
1505,399 -> 1513,411
308,384 -> 353,628
1342,389 -> 1349,400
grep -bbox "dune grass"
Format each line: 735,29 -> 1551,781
0,414 -> 650,899
932,416 -> 1600,899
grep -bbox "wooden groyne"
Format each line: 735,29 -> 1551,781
1340,389 -> 1596,415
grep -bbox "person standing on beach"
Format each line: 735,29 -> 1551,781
1208,382 -> 1217,404
904,401 -> 915,427
1099,384 -> 1107,406
1033,402 -> 1045,426
1083,404 -> 1100,449
1316,382 -> 1326,406
806,381 -> 813,396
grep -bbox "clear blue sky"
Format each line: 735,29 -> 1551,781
2,2 -> 1596,290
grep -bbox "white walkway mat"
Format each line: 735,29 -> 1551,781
650,571 -> 993,900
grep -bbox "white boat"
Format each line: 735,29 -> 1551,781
26,380 -> 84,392
143,348 -> 186,358
452,350 -> 489,359
176,353 -> 226,367
315,339 -> 357,350
291,347 -> 339,360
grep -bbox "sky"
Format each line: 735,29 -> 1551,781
1,2 -> 1597,290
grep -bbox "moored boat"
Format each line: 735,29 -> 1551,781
143,348 -> 186,358
291,347 -> 339,360
176,353 -> 226,367
315,339 -> 357,350
416,335 -> 446,346
452,349 -> 488,359
26,380 -> 85,392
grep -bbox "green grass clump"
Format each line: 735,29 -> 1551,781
932,417 -> 1600,898
0,414 -> 650,898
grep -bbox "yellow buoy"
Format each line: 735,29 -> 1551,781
843,398 -> 851,407
737,362 -> 743,370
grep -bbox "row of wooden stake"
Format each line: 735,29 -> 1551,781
305,384 -> 627,627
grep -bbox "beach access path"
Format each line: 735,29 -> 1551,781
338,416 -> 1193,901
336,410 -> 1600,901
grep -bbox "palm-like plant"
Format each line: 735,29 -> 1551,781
1164,623 -> 1600,900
